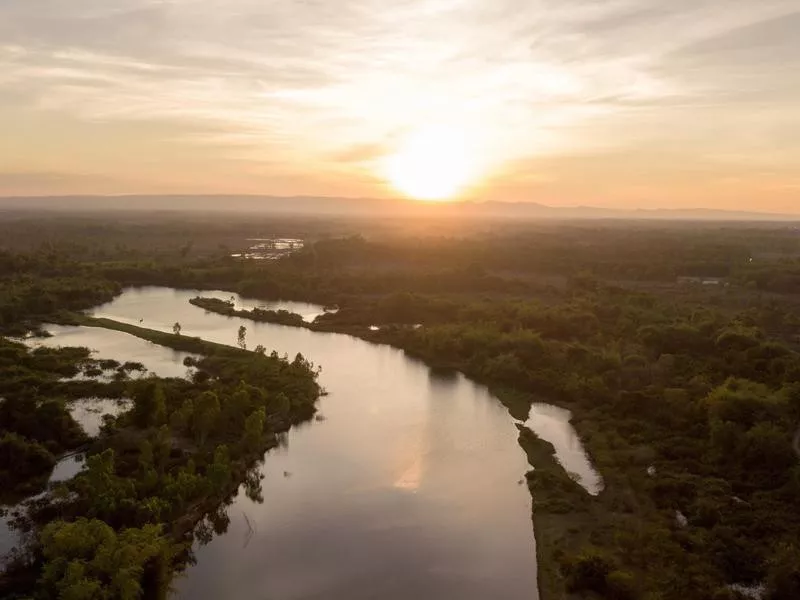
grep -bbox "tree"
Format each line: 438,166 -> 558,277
237,325 -> 247,349
193,391 -> 220,446
131,381 -> 166,428
207,445 -> 232,493
170,398 -> 193,434
226,386 -> 252,428
741,422 -> 795,473
705,378 -> 779,430
243,408 -> 265,452
136,439 -> 159,497
137,439 -> 154,474
565,549 -> 614,594
152,384 -> 167,427
173,322 -> 181,336
269,393 -> 291,415
0,432 -> 56,487
766,544 -> 800,600
153,426 -> 172,473
70,449 -> 135,521
39,518 -> 173,600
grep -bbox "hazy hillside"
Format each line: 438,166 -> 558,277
0,195 -> 794,221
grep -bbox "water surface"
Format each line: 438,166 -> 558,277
0,512 -> 19,565
69,397 -> 132,437
524,403 -> 603,495
48,454 -> 85,484
97,288 -> 327,326
4,287 -> 598,597
25,324 -> 195,379
91,287 -> 541,600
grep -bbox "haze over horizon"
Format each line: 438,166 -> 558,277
2,0 -> 799,212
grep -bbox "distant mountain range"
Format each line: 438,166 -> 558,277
0,195 -> 795,221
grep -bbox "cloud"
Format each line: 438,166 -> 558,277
0,0 -> 798,206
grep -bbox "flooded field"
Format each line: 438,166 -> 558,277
230,238 -> 304,261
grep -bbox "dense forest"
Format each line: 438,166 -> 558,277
2,212 -> 800,599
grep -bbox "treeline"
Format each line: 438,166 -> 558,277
4,217 -> 800,294
736,263 -> 800,294
0,277 -> 119,335
7,222 -> 799,310
89,231 -> 800,307
281,230 -> 755,281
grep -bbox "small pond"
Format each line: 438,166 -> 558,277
523,403 -> 603,495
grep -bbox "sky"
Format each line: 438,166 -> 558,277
1,0 -> 799,212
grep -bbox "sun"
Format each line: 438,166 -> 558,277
384,125 -> 478,202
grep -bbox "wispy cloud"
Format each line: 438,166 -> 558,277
0,0 -> 798,205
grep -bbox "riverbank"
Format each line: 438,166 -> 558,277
71,286 -> 540,599
62,313 -> 249,357
1,314 -> 322,598
185,294 -> 606,600
358,327 -> 709,600
185,289 -> 782,600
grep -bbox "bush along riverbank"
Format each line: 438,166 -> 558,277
1,318 -> 321,599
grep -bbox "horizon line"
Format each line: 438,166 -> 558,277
0,193 -> 797,218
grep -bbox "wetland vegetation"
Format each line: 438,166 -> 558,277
2,213 -> 800,599
0,228 -> 321,597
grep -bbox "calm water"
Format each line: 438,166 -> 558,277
524,404 -> 603,495
48,453 -> 86,484
69,397 -> 133,438
0,513 -> 18,564
25,324 -> 196,379
3,286 -> 602,597
91,287 -> 540,599
233,296 -> 328,323
95,288 -> 327,325
48,399 -> 134,481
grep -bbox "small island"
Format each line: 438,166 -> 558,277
190,297 -> 307,328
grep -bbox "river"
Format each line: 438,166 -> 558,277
5,286 -> 603,599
